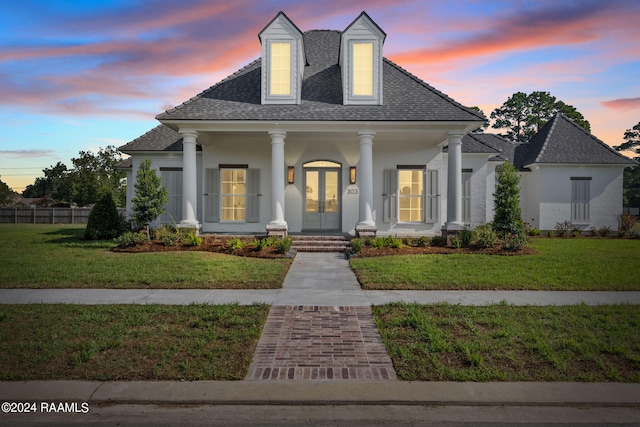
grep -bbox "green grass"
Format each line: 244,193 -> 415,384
351,238 -> 640,290
0,225 -> 291,288
374,303 -> 640,382
0,304 -> 269,380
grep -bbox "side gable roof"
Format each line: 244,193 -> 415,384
515,113 -> 636,168
119,125 -> 200,153
157,29 -> 484,123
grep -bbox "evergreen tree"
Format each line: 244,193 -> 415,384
0,176 -> 14,206
131,159 -> 168,230
493,162 -> 524,237
490,91 -> 590,142
84,192 -> 122,240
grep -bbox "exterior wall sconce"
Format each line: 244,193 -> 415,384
287,166 -> 295,184
350,166 -> 357,184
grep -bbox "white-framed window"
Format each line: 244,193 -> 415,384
384,168 -> 439,223
352,42 -> 373,96
398,169 -> 424,222
571,177 -> 591,223
205,167 -> 260,223
269,41 -> 291,96
221,169 -> 246,221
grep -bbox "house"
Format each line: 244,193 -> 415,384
119,11 -> 635,236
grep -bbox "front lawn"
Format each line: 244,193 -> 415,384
0,225 -> 291,289
0,304 -> 269,380
351,238 -> 640,290
374,303 -> 640,382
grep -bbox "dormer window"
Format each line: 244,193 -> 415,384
352,42 -> 373,96
269,41 -> 291,96
259,12 -> 305,105
341,12 -> 386,105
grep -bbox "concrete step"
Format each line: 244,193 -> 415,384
291,236 -> 351,253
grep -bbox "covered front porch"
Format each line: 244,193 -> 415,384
167,121 -> 473,237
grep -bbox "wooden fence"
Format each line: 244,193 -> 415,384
0,207 -> 125,224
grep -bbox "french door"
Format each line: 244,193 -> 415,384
303,168 -> 340,230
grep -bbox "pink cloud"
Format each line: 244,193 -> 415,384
388,1 -> 634,65
601,98 -> 640,110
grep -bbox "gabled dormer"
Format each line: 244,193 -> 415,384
259,11 -> 305,105
340,11 -> 386,105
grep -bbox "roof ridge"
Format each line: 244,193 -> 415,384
534,113 -> 559,163
382,58 -> 486,121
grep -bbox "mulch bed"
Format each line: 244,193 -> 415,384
354,244 -> 536,257
112,235 -> 535,258
112,235 -> 288,258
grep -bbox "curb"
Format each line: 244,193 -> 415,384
2,381 -> 639,407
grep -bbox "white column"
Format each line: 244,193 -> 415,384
267,130 -> 287,231
445,131 -> 464,229
357,130 -> 376,229
179,129 -> 200,229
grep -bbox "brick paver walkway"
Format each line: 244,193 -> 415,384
246,305 -> 397,381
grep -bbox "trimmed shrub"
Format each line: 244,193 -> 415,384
115,231 -> 148,247
493,162 -> 524,237
84,192 -> 122,240
384,235 -> 403,248
417,236 -> 431,247
504,234 -> 530,252
459,228 -> 473,247
155,225 -> 180,246
350,238 -> 364,254
430,235 -> 445,247
277,237 -> 293,254
473,224 -> 497,248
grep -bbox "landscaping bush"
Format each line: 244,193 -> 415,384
228,237 -> 244,251
182,232 -> 203,247
383,235 -> 403,248
473,224 -> 497,248
277,237 -> 293,254
373,237 -> 386,249
451,236 -> 462,249
493,162 -> 524,237
459,228 -> 473,247
503,233 -> 530,252
84,192 -> 122,240
555,220 -> 573,237
430,235 -> 445,247
253,238 -> 268,251
417,236 -> 431,247
115,231 -> 148,247
350,238 -> 364,254
618,213 -> 636,236
155,225 -> 180,246
527,228 -> 541,236
598,226 -> 612,237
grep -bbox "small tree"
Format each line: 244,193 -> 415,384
84,192 -> 122,240
493,162 -> 524,237
131,160 -> 168,232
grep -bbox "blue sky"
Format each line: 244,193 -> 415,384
1,0 -> 639,192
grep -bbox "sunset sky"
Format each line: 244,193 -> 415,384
1,0 -> 639,192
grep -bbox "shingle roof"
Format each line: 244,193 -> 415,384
461,133 -> 502,155
156,30 -> 484,123
515,113 -> 636,168
119,125 -> 201,153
